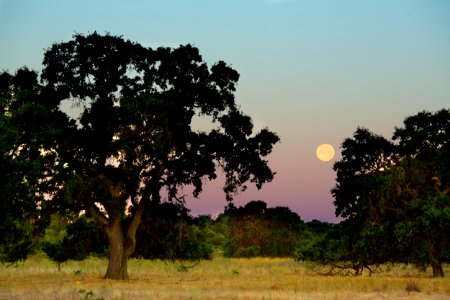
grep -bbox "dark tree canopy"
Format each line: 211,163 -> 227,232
332,127 -> 395,220
133,202 -> 213,261
391,109 -> 450,277
0,68 -> 59,262
40,33 -> 278,203
331,109 -> 450,277
2,32 -> 279,279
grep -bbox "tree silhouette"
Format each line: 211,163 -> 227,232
6,33 -> 279,279
391,109 -> 450,277
331,110 -> 450,277
0,69 -> 57,262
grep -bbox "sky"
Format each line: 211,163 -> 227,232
1,0 -> 449,222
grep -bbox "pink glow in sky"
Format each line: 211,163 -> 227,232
185,139 -> 342,222
1,0 -> 449,222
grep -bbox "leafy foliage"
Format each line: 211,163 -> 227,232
295,221 -> 362,275
330,109 -> 450,277
2,33 -> 279,278
0,69 -> 57,263
133,202 -> 213,260
220,201 -> 304,257
42,215 -> 109,268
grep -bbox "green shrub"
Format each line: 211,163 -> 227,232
234,246 -> 261,258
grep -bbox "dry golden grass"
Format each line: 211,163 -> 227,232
0,254 -> 449,299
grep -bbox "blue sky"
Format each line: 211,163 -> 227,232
1,0 -> 449,222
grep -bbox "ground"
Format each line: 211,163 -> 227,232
0,254 -> 449,299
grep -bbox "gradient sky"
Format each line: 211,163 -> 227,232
1,0 -> 449,222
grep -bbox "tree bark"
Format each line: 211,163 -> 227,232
428,237 -> 445,278
104,218 -> 128,280
431,263 -> 445,278
103,203 -> 145,280
85,180 -> 146,280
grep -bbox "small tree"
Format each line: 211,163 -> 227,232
42,241 -> 69,271
295,221 -> 355,275
43,215 -> 109,270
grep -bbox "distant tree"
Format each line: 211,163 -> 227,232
261,206 -> 304,256
43,215 -> 109,269
221,200 -> 303,257
41,241 -> 69,271
6,33 -> 279,279
202,216 -> 229,251
331,109 -> 450,277
42,214 -> 69,245
133,202 -> 212,260
63,215 -> 109,259
296,221 -> 355,275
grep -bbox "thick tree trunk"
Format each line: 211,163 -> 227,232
104,219 -> 129,280
85,180 -> 146,280
103,203 -> 145,280
431,263 -> 445,278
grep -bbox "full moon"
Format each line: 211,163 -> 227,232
316,144 -> 335,162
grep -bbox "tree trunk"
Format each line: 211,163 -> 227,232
104,219 -> 129,280
85,179 -> 146,280
431,263 -> 445,278
102,203 -> 145,280
429,237 -> 445,278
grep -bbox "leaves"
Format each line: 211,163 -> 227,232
331,109 -> 450,275
2,33 -> 279,271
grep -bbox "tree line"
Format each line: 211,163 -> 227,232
39,200 -> 306,266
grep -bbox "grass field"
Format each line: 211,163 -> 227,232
0,254 -> 449,299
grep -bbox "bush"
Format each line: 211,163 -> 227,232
133,202 -> 213,260
42,215 -> 109,268
234,246 -> 261,258
0,220 -> 34,263
219,201 -> 303,258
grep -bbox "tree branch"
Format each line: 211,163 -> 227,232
86,201 -> 109,227
124,200 -> 145,257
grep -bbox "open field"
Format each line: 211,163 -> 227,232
0,254 -> 449,299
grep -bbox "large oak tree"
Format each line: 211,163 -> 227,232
6,33 -> 279,279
